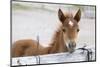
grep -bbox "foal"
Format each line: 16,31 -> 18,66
12,9 -> 81,57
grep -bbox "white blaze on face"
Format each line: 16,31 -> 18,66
69,21 -> 74,27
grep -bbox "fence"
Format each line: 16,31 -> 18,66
12,46 -> 95,66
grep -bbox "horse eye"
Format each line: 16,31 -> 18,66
62,29 -> 66,32
77,29 -> 80,32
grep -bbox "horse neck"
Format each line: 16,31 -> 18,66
49,26 -> 68,53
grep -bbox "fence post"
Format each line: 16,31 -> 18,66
36,35 -> 40,64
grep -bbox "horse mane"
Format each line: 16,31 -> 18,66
48,25 -> 68,53
50,13 -> 73,45
48,13 -> 74,53
65,13 -> 73,18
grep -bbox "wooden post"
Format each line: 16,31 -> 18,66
36,35 -> 40,64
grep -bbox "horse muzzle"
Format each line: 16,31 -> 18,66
68,41 -> 76,53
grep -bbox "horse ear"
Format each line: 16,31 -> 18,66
74,9 -> 81,22
58,9 -> 66,23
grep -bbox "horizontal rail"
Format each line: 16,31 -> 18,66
12,48 -> 95,66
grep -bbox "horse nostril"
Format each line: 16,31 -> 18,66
68,42 -> 76,52
74,43 -> 76,48
68,42 -> 75,48
68,43 -> 72,49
